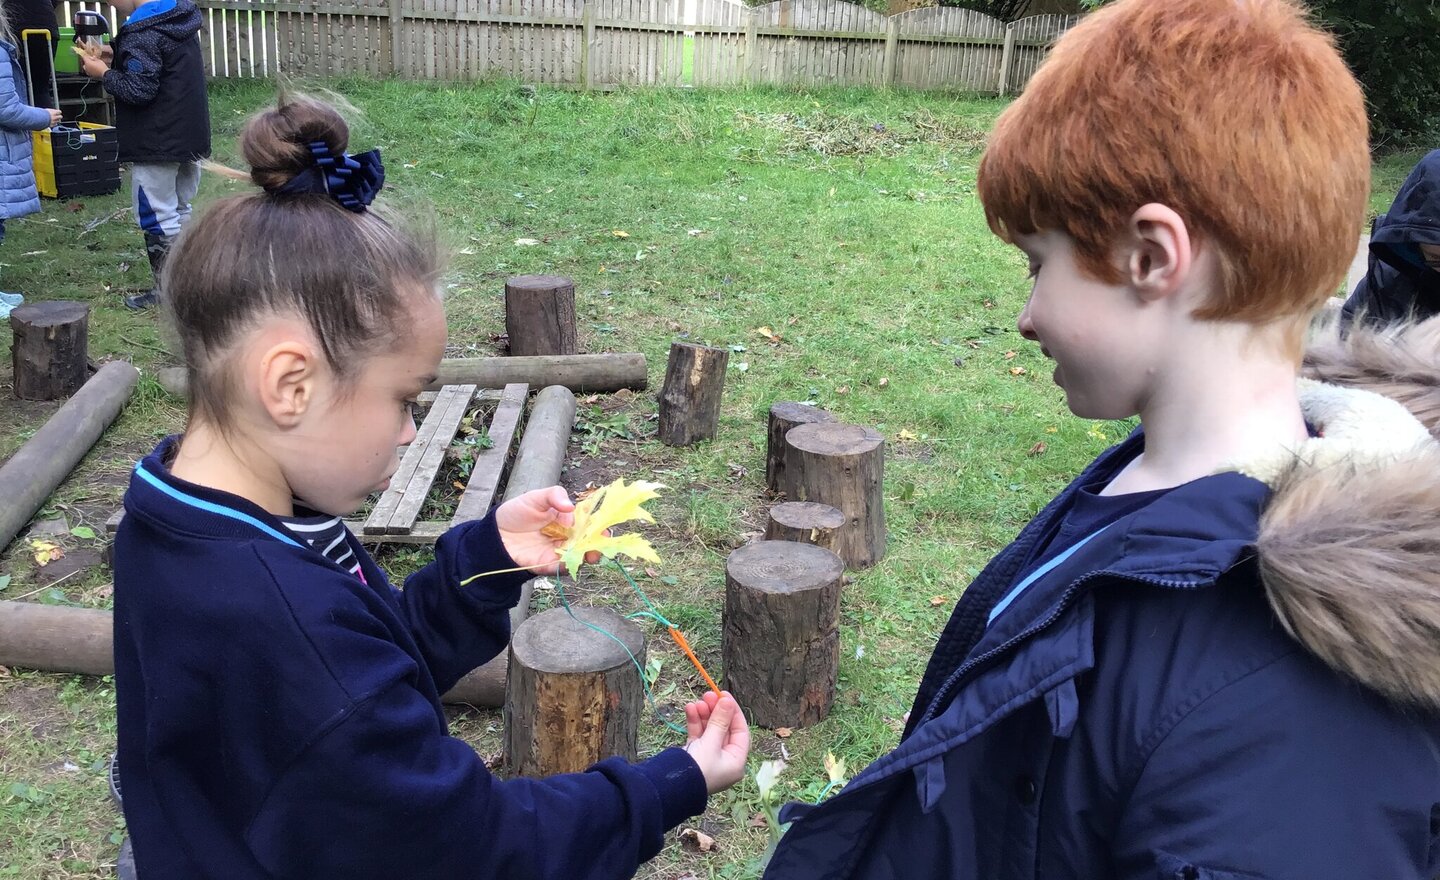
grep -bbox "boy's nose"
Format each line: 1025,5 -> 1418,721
1017,301 -> 1039,342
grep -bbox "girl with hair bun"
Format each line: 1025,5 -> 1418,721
112,94 -> 749,880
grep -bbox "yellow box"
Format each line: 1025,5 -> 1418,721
33,122 -> 121,199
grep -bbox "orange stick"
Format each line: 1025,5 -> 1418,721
668,626 -> 722,697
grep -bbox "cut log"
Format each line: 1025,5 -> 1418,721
9,300 -> 89,400
765,402 -> 836,494
0,579 -> 536,709
657,341 -> 729,446
502,384 -> 576,501
0,600 -> 112,675
722,540 -> 845,729
505,606 -> 645,776
505,275 -> 578,356
0,361 -> 139,553
155,353 -> 648,399
765,501 -> 845,552
782,422 -> 886,568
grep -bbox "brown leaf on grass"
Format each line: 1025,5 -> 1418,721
983,299 -> 995,308
878,377 -> 889,387
749,812 -> 768,828
929,595 -> 948,606
754,326 -> 783,344
31,539 -> 63,566
775,727 -> 793,738
678,828 -> 717,853
896,429 -> 918,441
1027,442 -> 1048,457
453,481 -> 466,491
786,315 -> 799,326
645,567 -> 662,578
835,386 -> 849,395
1003,350 -> 1017,360
1009,366 -> 1027,376
966,340 -> 983,349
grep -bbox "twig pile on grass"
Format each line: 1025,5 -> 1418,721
733,108 -> 985,158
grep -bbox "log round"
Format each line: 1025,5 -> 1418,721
722,540 -> 845,729
0,361 -> 139,553
782,422 -> 886,568
156,354 -> 649,399
765,501 -> 845,552
10,300 -> 89,400
505,606 -> 645,776
765,402 -> 836,494
504,275 -> 578,357
657,341 -> 729,446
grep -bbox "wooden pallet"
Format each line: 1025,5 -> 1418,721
107,382 -> 531,544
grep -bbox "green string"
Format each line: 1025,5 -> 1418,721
552,571 -> 689,736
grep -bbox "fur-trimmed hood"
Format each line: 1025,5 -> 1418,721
1240,316 -> 1440,711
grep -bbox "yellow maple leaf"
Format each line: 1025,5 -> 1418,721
554,477 -> 665,576
30,539 -> 63,567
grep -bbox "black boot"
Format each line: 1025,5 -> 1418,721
124,233 -> 171,310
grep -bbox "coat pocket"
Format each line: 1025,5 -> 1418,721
1156,852 -> 1270,880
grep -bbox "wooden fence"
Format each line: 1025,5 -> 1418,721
56,0 -> 1077,92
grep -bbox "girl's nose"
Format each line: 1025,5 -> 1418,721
399,412 -> 418,446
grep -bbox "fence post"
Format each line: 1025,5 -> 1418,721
882,17 -> 898,88
997,21 -> 1016,96
389,0 -> 404,77
743,10 -> 757,86
581,0 -> 595,89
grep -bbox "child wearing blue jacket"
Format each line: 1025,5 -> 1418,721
764,0 -> 1440,878
112,95 -> 750,879
0,2 -> 61,310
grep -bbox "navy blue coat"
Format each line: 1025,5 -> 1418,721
1342,150 -> 1440,329
766,420 -> 1440,879
114,437 -> 707,879
102,0 -> 209,163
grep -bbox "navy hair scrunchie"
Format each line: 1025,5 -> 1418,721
276,140 -> 385,213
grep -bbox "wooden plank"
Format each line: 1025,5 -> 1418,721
363,384 -> 469,534
384,383 -> 477,534
450,382 -> 527,525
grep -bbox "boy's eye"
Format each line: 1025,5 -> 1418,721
1026,263 -> 1041,280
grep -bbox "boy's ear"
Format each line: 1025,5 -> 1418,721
257,341 -> 318,429
1125,203 -> 1193,301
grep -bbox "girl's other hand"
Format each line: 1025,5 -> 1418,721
684,691 -> 751,794
46,109 -> 62,127
494,486 -> 599,574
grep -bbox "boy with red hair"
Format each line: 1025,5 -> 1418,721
764,0 -> 1440,877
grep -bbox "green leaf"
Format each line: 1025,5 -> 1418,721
0,574 -> 10,592
70,526 -> 96,540
38,588 -> 68,606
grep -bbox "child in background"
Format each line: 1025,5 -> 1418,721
79,0 -> 207,310
0,1 -> 61,316
764,0 -> 1440,877
1341,149 -> 1440,329
112,94 -> 749,879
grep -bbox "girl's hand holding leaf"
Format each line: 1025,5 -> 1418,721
494,487 -> 590,574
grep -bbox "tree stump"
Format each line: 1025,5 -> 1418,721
765,402 -> 836,494
9,301 -> 89,400
505,606 -> 644,776
504,275 -> 577,356
765,501 -> 845,553
657,341 -> 729,446
723,540 -> 845,729
782,422 -> 886,568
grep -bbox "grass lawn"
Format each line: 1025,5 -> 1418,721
0,78 -> 1413,878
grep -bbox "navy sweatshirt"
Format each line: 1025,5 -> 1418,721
113,437 -> 708,879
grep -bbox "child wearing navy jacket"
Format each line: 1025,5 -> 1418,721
112,95 -> 749,879
764,0 -> 1440,878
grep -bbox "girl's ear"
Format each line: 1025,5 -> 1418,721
257,340 -> 318,429
1125,203 -> 1193,302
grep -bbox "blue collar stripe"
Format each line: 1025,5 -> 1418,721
987,523 -> 1111,626
133,463 -> 304,549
